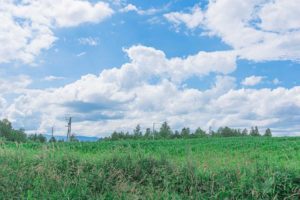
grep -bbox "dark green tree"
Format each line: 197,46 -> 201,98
49,136 -> 56,143
70,134 -> 79,142
159,122 -> 172,138
217,127 -> 235,137
144,128 -> 151,139
0,119 -> 27,142
264,128 -> 272,137
133,124 -> 142,139
250,126 -> 260,136
194,127 -> 207,137
28,133 -> 46,143
111,131 -> 119,140
242,128 -> 248,136
180,127 -> 190,138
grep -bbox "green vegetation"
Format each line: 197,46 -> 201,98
0,119 -> 47,143
107,122 -> 271,141
0,137 -> 299,199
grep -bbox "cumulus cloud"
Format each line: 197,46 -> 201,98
0,0 -> 113,64
165,0 -> 300,62
241,76 -> 264,86
118,45 -> 237,85
1,45 -> 300,136
0,75 -> 32,94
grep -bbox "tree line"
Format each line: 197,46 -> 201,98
0,119 -> 47,143
106,122 -> 272,140
0,119 -> 272,143
0,118 -> 79,143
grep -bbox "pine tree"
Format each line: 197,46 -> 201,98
159,122 -> 172,138
264,128 -> 272,137
133,124 -> 142,139
144,128 -> 151,139
242,128 -> 248,136
250,126 -> 260,136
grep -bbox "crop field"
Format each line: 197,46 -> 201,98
0,137 -> 299,199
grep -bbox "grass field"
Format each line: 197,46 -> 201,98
0,137 -> 299,199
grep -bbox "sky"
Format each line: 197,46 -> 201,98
0,0 -> 300,137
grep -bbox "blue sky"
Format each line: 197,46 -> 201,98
0,0 -> 300,137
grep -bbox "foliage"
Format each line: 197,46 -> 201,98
69,134 -> 79,142
105,122 -> 272,141
264,128 -> 272,137
28,134 -> 47,143
250,126 -> 261,136
0,119 -> 27,142
0,137 -> 299,199
49,136 -> 57,143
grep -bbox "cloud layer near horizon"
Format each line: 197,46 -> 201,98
1,45 -> 299,136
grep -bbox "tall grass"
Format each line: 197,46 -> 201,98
0,137 -> 299,199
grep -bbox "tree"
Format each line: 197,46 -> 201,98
49,136 -> 56,143
111,131 -> 119,140
217,127 -> 235,137
0,119 -> 27,142
70,134 -> 79,142
0,119 -> 13,139
173,130 -> 180,138
133,124 -> 142,139
250,126 -> 260,136
2,119 -> 12,129
194,127 -> 207,137
159,122 -> 172,138
264,128 -> 272,137
144,128 -> 151,139
242,128 -> 248,136
11,129 -> 27,142
28,134 -> 46,143
180,127 -> 190,138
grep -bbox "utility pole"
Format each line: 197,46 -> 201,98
152,123 -> 155,140
51,126 -> 54,138
66,117 -> 72,142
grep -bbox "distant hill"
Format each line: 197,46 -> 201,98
45,135 -> 99,142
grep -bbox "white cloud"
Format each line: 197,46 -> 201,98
78,37 -> 99,46
0,75 -> 32,94
120,4 -> 139,13
77,52 -> 86,57
258,0 -> 300,32
118,45 -> 236,85
164,5 -> 204,29
120,3 -> 161,15
44,76 -> 65,81
165,0 -> 300,62
0,96 -> 6,112
241,76 -> 264,86
0,0 -> 113,64
2,45 -> 300,137
272,78 -> 281,85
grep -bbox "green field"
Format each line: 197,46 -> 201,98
0,137 -> 299,199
